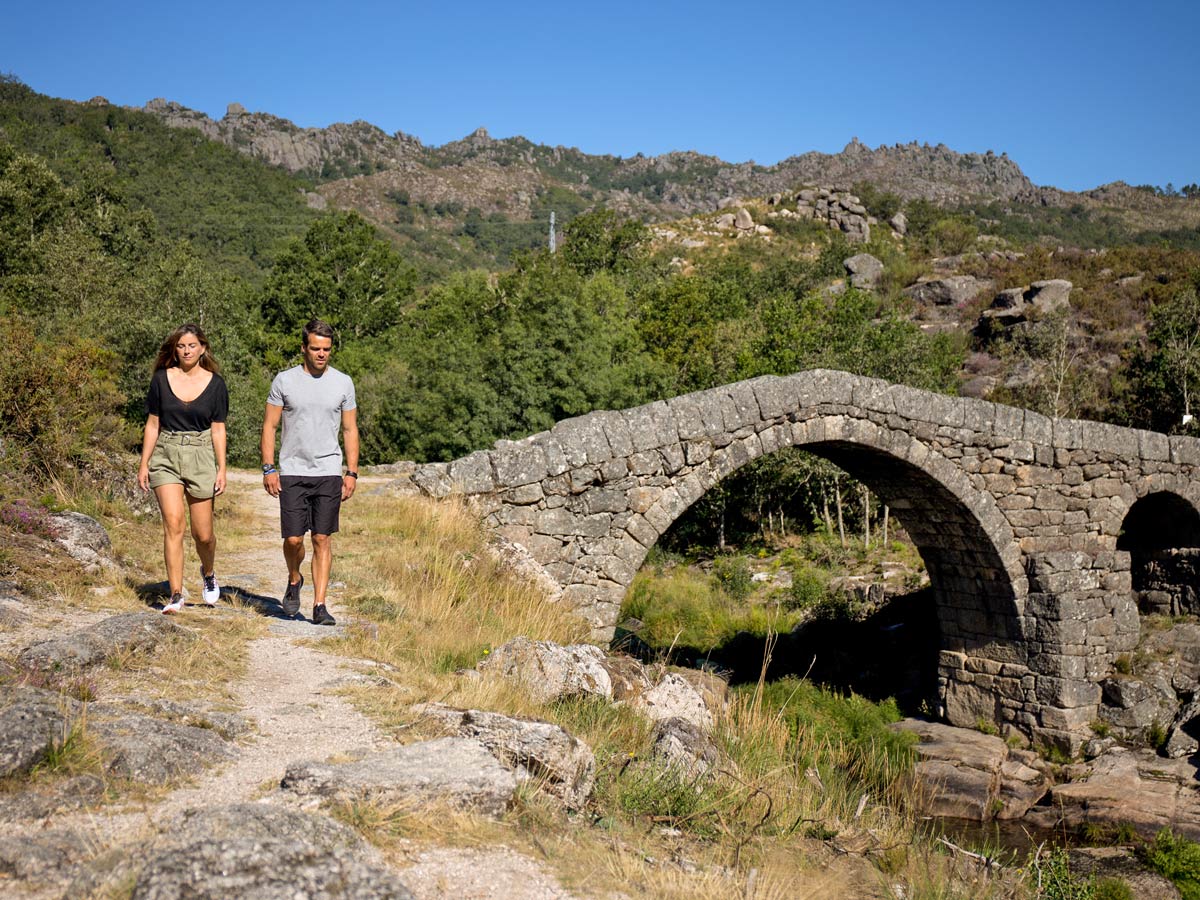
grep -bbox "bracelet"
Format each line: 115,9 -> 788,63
262,464 -> 277,475
345,471 -> 359,479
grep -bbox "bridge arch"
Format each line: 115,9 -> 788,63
1117,485 -> 1200,617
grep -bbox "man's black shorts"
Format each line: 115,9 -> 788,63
279,475 -> 343,538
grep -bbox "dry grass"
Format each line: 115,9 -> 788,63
326,491 -> 585,707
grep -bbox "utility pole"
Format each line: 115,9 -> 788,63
549,211 -> 556,254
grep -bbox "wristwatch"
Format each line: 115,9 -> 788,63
262,464 -> 276,475
345,471 -> 359,479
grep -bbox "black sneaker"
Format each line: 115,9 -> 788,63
282,575 -> 303,617
312,604 -> 336,626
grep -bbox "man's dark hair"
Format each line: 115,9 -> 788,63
302,319 -> 335,347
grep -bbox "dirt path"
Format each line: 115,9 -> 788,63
147,471 -> 393,819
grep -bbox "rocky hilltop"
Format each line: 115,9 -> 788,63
138,99 -> 1035,218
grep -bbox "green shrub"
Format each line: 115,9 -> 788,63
785,566 -> 827,610
1026,849 -> 1095,899
1141,829 -> 1200,900
712,556 -> 752,601
0,316 -> 128,481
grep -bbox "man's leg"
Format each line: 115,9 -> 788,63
311,533 -> 332,608
284,535 -> 306,586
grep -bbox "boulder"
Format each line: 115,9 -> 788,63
904,275 -> 993,307
0,828 -> 92,889
1032,748 -> 1200,841
889,211 -> 908,235
1098,672 -> 1178,742
627,673 -> 713,730
281,737 -> 518,816
414,703 -> 595,808
1027,279 -> 1073,314
667,667 -> 729,720
18,611 -> 186,674
715,213 -> 736,230
651,716 -> 720,779
1164,696 -> 1200,758
599,654 -> 652,701
843,253 -> 884,290
91,713 -> 235,784
0,685 -> 82,777
735,208 -> 754,231
891,719 -> 1049,821
50,512 -> 113,570
479,637 -> 613,703
79,803 -> 414,899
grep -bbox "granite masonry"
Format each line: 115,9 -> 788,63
406,369 -> 1200,752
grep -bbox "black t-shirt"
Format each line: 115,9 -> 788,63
145,368 -> 229,432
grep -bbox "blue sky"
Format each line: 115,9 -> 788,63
4,0 -> 1195,191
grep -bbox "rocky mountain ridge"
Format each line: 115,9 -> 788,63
138,99 -> 1035,217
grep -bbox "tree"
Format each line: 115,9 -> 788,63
1150,287 -> 1200,427
259,211 -> 415,342
561,209 -> 648,277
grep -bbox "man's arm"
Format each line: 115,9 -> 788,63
341,407 -> 359,501
262,402 -> 284,497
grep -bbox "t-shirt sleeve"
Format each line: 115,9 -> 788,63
211,375 -> 229,423
145,370 -> 162,418
266,373 -> 285,408
343,377 -> 357,411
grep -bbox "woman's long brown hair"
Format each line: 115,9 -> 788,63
151,323 -> 221,374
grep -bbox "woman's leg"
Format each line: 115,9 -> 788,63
188,494 -> 216,575
154,484 -> 188,595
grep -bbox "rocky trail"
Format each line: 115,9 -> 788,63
0,471 -> 580,899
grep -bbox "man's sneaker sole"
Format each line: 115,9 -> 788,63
201,568 -> 220,606
282,575 -> 303,617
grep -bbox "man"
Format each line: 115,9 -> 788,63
261,319 -> 359,625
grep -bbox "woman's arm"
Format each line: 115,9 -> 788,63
211,421 -> 228,496
138,415 -> 161,492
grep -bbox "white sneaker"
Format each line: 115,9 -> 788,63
201,568 -> 220,606
163,592 -> 185,614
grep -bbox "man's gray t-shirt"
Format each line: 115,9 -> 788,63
267,365 -> 357,477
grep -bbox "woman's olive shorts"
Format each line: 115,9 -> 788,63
148,430 -> 217,499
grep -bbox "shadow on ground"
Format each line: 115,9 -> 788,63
614,587 -> 940,714
132,580 -> 298,620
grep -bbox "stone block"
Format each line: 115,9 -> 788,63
1035,676 -> 1100,708
624,514 -> 658,548
720,381 -> 762,430
1080,421 -> 1139,458
751,376 -> 792,420
667,392 -> 708,441
628,451 -> 662,476
1038,705 -> 1096,732
1137,429 -> 1170,461
683,440 -> 713,465
1023,412 -> 1053,446
1169,436 -> 1200,465
583,489 -> 629,515
492,440 -> 550,488
504,483 -> 544,505
448,451 -> 495,493
660,443 -> 685,475
623,401 -> 677,452
552,414 -> 613,467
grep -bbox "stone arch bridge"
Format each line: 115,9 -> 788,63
406,370 -> 1200,749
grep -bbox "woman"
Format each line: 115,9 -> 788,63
137,324 -> 229,613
